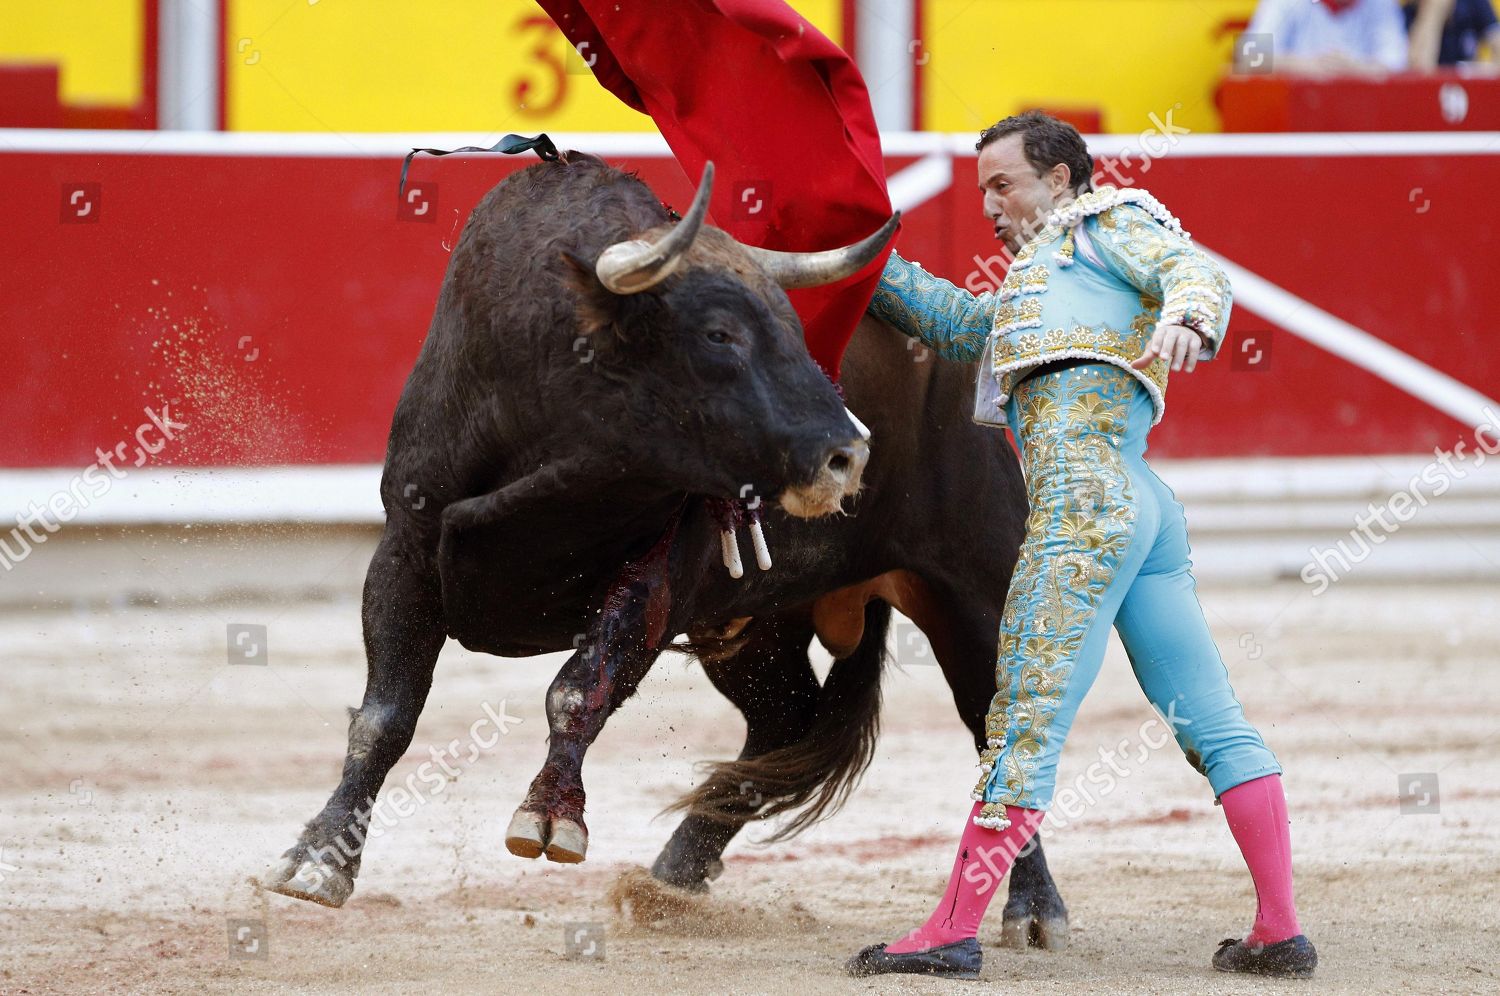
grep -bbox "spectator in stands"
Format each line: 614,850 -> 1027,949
1239,0 -> 1410,76
1404,0 -> 1500,68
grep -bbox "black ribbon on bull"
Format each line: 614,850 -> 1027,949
398,132 -> 561,196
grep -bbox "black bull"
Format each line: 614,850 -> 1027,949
259,151 -> 1069,948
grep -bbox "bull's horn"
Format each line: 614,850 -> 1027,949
595,162 -> 715,294
738,211 -> 902,290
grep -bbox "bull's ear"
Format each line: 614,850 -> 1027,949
560,250 -> 620,336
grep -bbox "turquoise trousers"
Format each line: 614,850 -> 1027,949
973,362 -> 1281,819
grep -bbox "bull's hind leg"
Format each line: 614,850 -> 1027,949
259,531 -> 445,907
652,599 -> 890,892
650,614 -> 821,891
926,589 -> 1070,951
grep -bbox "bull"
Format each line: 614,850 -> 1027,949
259,150 -> 1070,948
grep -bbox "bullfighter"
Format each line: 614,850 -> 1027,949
845,110 -> 1317,981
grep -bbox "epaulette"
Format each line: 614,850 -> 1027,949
1045,185 -> 1190,241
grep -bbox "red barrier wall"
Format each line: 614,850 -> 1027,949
3,135 -> 1496,467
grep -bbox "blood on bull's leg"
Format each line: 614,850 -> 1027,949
505,509 -> 683,863
258,531 -> 445,907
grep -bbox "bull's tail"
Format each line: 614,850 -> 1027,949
664,599 -> 890,842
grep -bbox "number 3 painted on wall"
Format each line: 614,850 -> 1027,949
513,15 -> 569,117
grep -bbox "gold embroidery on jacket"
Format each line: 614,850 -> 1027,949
991,322 -> 1169,407
995,296 -> 1044,334
866,252 -> 991,361
997,262 -> 1051,303
1090,204 -> 1231,351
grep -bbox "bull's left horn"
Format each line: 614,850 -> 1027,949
738,211 -> 901,290
595,162 -> 715,294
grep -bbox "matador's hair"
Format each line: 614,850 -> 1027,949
977,110 -> 1095,195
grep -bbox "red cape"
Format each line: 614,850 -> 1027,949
537,0 -> 894,378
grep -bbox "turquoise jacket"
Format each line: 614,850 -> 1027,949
867,186 -> 1232,426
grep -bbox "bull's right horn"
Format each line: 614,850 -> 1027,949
738,211 -> 901,290
594,162 -> 715,294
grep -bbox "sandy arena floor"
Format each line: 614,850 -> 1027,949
1,579 -> 1497,994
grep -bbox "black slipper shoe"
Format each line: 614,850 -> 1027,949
844,937 -> 982,979
1212,934 -> 1318,978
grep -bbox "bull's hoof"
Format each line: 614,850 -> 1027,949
648,852 -> 723,894
256,852 -> 355,909
505,810 -> 549,859
505,809 -> 590,862
545,817 -> 588,863
999,912 -> 1069,951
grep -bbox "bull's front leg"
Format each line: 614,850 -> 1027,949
258,529 -> 446,907
505,510 -> 682,863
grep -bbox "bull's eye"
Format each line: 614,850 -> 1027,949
705,328 -> 732,345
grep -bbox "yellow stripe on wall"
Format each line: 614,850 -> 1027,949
2,0 -> 1251,134
1,0 -> 143,105
920,0 -> 1257,134
227,0 -> 843,132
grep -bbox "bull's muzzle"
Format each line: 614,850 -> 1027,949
716,433 -> 869,579
778,435 -> 870,519
717,404 -> 873,582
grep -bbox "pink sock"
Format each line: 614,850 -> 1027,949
885,801 -> 1046,953
1220,773 -> 1302,946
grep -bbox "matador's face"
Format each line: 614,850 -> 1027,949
977,133 -> 1075,256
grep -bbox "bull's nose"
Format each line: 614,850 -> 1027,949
778,437 -> 871,518
823,439 -> 869,494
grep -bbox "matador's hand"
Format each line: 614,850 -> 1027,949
1132,323 -> 1205,373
